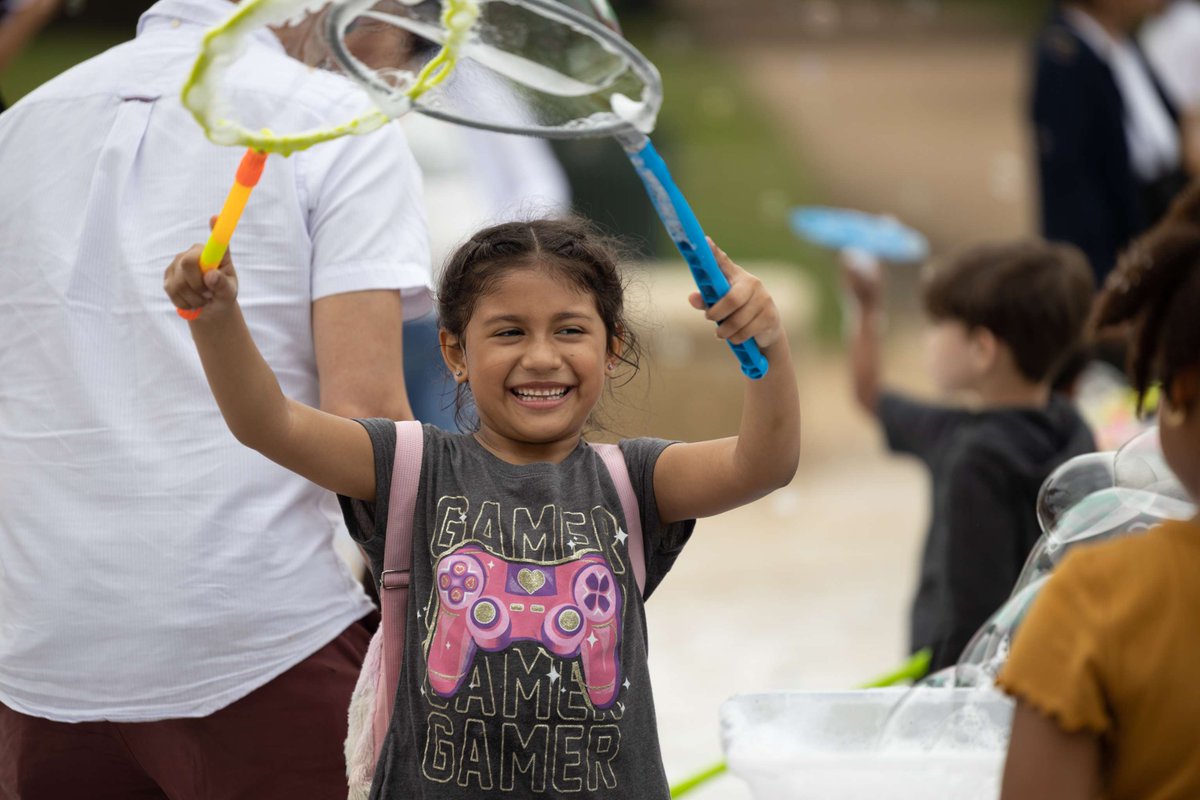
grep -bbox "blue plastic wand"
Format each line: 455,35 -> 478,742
617,130 -> 769,380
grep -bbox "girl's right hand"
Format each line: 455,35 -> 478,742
163,223 -> 240,319
688,239 -> 786,352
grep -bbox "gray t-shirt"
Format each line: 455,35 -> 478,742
340,421 -> 695,800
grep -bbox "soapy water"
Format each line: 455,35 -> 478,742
723,689 -> 1010,800
733,751 -> 1005,800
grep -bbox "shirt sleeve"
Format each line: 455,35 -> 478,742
298,123 -> 433,318
618,438 -> 696,600
337,418 -> 398,581
877,391 -> 965,464
996,548 -> 1112,735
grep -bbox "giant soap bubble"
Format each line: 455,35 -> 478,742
1035,451 -> 1115,536
1112,427 -> 1192,510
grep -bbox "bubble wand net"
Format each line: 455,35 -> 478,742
322,0 -> 768,378
183,0 -> 766,376
176,0 -> 478,319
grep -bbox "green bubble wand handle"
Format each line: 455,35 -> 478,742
177,148 -> 267,321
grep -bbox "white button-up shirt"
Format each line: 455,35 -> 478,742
0,0 -> 430,721
1143,0 -> 1200,111
1064,6 -> 1182,181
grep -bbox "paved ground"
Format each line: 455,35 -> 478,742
640,8 -> 1035,796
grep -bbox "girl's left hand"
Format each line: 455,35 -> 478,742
689,239 -> 785,351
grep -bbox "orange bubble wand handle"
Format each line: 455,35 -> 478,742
177,148 -> 268,320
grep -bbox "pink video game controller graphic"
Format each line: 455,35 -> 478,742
427,545 -> 623,709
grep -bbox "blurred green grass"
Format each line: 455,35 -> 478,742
3,21 -> 841,340
632,25 -> 839,338
949,0 -> 1047,30
2,27 -> 129,102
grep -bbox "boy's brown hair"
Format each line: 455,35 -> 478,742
922,240 -> 1095,383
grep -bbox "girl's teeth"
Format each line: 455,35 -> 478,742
515,388 -> 567,399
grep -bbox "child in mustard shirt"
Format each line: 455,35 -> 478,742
998,181 -> 1200,800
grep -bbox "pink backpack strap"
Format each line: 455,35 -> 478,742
374,420 -> 425,748
593,443 -> 646,597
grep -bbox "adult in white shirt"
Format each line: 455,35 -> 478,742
0,1 -> 429,797
1030,0 -> 1187,283
1142,0 -> 1200,175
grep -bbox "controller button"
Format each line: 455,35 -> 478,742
452,561 -> 467,576
509,603 -> 525,612
583,571 -> 613,614
439,574 -> 451,590
530,604 -> 545,614
472,600 -> 498,627
557,608 -> 582,634
464,575 -> 479,591
450,588 -> 463,603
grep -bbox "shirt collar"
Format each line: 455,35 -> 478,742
137,0 -> 284,54
1062,7 -> 1122,62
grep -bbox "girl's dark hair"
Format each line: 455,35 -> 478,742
437,216 -> 642,431
1092,181 -> 1200,411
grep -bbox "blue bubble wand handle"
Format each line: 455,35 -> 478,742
618,131 -> 768,380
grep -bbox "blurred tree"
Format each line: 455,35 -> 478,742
60,1 -> 142,27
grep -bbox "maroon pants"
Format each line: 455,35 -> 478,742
0,617 -> 373,800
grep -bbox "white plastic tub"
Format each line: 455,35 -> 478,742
721,689 -> 1013,800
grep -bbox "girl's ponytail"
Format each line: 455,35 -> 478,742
1093,182 -> 1200,408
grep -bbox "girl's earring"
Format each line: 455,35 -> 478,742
606,362 -> 615,371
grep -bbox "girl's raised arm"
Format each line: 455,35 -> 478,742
652,245 -> 801,524
164,243 -> 377,501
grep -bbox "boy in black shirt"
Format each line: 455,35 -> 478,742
844,240 -> 1096,671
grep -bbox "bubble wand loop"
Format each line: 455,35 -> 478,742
176,0 -> 479,321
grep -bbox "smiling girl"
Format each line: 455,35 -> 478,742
163,216 -> 800,799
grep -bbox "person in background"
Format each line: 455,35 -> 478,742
999,181 -> 1200,800
1142,0 -> 1200,176
843,241 -> 1095,671
0,0 -> 64,111
0,1 -> 429,797
1031,0 -> 1188,284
